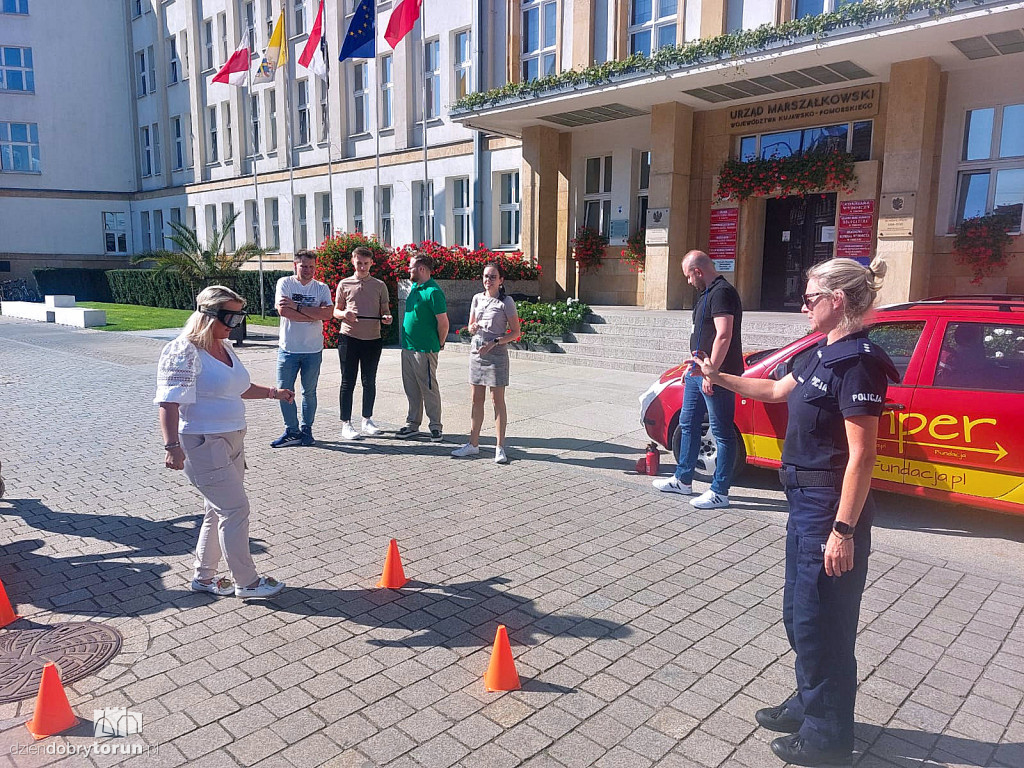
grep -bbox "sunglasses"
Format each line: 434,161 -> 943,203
482,274 -> 500,280
203,308 -> 247,328
802,292 -> 831,309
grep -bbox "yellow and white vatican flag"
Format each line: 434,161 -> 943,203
253,12 -> 286,84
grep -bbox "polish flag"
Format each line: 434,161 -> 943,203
385,0 -> 422,49
299,0 -> 328,81
212,42 -> 251,86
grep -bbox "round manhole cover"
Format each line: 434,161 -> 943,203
0,622 -> 123,703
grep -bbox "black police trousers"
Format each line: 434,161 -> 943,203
781,484 -> 872,753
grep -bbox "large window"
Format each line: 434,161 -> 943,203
168,37 -> 180,84
452,177 -> 471,246
172,116 -> 185,170
141,211 -> 151,251
629,0 -> 676,57
795,0 -> 864,18
203,18 -> 214,71
179,31 -> 189,79
0,121 -> 40,172
266,197 -> 280,250
738,120 -> 872,162
140,126 -> 152,176
1,47 -> 34,92
318,192 -> 332,239
267,88 -> 277,150
223,103 -> 232,160
350,188 -> 364,233
249,95 -> 260,155
2,0 -> 29,13
423,40 -> 440,120
636,150 -> 651,234
521,0 -> 556,82
205,204 -> 218,242
380,55 -> 393,129
416,181 -> 435,242
319,79 -> 328,141
583,155 -> 613,237
244,1 -> 256,50
955,103 -> 1024,230
153,209 -> 164,249
207,105 -> 218,163
218,13 -> 228,65
294,0 -> 306,35
152,123 -> 161,175
934,322 -> 1024,392
222,202 -> 236,251
297,79 -> 310,145
453,30 -> 471,100
295,195 -> 308,250
135,49 -> 148,97
499,171 -> 521,247
352,63 -> 368,134
103,212 -> 128,254
380,186 -> 393,246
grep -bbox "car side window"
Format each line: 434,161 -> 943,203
867,321 -> 926,380
934,322 -> 1024,392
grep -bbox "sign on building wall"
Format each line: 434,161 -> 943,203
709,207 -> 739,271
836,199 -> 875,264
646,208 -> 670,245
728,85 -> 880,133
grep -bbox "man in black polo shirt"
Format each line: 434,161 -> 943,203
654,250 -> 743,509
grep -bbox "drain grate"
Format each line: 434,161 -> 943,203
0,622 -> 123,703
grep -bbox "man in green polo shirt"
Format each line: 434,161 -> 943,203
397,252 -> 449,441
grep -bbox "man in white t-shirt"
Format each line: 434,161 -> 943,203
271,250 -> 334,447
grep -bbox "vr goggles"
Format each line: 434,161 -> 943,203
202,308 -> 247,329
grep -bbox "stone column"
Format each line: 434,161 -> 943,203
521,125 -> 565,300
645,102 -> 693,310
875,58 -> 943,304
701,0 -> 726,38
570,0 -> 595,69
555,131 -> 574,299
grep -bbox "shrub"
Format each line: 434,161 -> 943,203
390,241 -> 540,281
33,268 -> 113,302
571,228 -> 609,274
953,213 -> 1017,285
314,233 -> 398,347
516,298 -> 591,335
106,268 -> 290,313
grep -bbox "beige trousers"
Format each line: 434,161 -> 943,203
182,429 -> 258,587
401,349 -> 442,431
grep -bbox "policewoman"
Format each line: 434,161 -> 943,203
697,257 -> 897,767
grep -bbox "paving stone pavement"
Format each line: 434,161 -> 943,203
1,316 -> 1023,768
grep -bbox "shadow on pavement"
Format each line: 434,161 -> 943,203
856,724 -> 1021,767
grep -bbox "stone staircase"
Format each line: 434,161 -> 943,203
448,306 -> 813,375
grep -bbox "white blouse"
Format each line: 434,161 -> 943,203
154,336 -> 250,434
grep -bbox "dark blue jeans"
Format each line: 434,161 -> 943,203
672,370 -> 737,495
782,485 -> 873,753
276,350 -> 322,432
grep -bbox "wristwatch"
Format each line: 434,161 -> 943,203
833,520 -> 855,536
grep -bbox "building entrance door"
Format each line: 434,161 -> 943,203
760,193 -> 837,311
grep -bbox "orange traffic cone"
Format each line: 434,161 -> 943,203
377,539 -> 409,589
26,663 -> 79,739
0,577 -> 19,628
484,625 -> 521,692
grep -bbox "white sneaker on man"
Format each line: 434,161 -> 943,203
451,443 -> 480,458
361,418 -> 381,436
691,490 -> 730,509
652,477 -> 694,495
341,421 -> 361,441
495,445 -> 509,464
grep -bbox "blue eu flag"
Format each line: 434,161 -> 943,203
339,0 -> 375,62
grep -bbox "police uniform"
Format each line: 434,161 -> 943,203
777,330 -> 898,756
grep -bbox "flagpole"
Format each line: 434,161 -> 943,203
420,2 -> 429,241
326,75 -> 335,237
375,58 -> 381,239
248,59 -> 265,318
282,14 -> 296,251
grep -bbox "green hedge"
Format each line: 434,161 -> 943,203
32,268 -> 113,303
106,269 -> 292,314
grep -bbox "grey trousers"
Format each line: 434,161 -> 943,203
182,429 -> 259,587
401,349 -> 442,431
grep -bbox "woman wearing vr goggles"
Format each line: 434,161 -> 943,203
155,285 -> 293,599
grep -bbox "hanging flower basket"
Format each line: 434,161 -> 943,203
953,213 -> 1016,285
571,227 -> 609,274
620,229 -> 646,273
716,151 -> 858,202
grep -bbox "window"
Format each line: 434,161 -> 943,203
136,50 -> 148,97
738,121 -> 872,162
180,31 -> 189,79
318,192 -> 332,239
0,121 -> 40,172
223,202 -> 236,251
266,198 -> 280,250
453,30 -> 471,100
203,19 -> 214,70
380,186 -> 392,245
295,195 -> 308,249
352,63 -> 368,134
152,123 -> 161,175
250,94 -> 261,155
380,54 -> 393,129
206,204 -> 218,242
629,0 -> 676,57
635,150 -> 650,233
141,211 -> 151,251
140,126 -> 152,176
583,155 -> 613,237
423,40 -> 440,120
223,102 -> 232,160
186,206 -> 196,230
319,79 -> 328,141
350,188 -> 364,233
172,116 -> 184,170
294,0 -> 306,35
168,37 -> 180,84
795,0 -> 863,18
266,0 -> 274,38
954,103 -> 1024,230
0,47 -> 34,93
267,88 -> 277,150
133,0 -> 142,17
415,180 -> 435,242
154,209 -> 164,249
147,45 -> 156,93
244,1 -> 256,51
218,13 -> 228,66
170,207 -> 181,250
245,199 -> 260,246
2,0 -> 29,13
103,212 -> 128,254
867,321 -> 925,380
297,79 -> 310,144
934,322 -> 1024,392
207,105 -> 218,163
452,177 -> 471,246
499,171 -> 520,247
521,0 -> 556,82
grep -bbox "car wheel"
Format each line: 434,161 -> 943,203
670,416 -> 746,479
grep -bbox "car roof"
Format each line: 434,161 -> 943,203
877,295 -> 1024,315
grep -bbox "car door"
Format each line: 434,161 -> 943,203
905,316 -> 1024,510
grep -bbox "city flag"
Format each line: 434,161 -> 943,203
299,0 -> 329,81
253,12 -> 286,84
211,42 -> 251,86
340,0 -> 375,62
384,0 -> 421,49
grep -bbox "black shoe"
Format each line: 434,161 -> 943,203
429,429 -> 443,442
756,704 -> 803,733
395,425 -> 420,439
770,734 -> 851,767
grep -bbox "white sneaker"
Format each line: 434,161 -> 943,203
361,418 -> 381,436
451,443 -> 480,458
495,445 -> 509,464
691,490 -> 730,509
652,477 -> 694,495
341,421 -> 361,441
235,576 -> 285,598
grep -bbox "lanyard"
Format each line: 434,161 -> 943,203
695,283 -> 710,354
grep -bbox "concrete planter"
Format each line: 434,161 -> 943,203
397,279 -> 541,340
